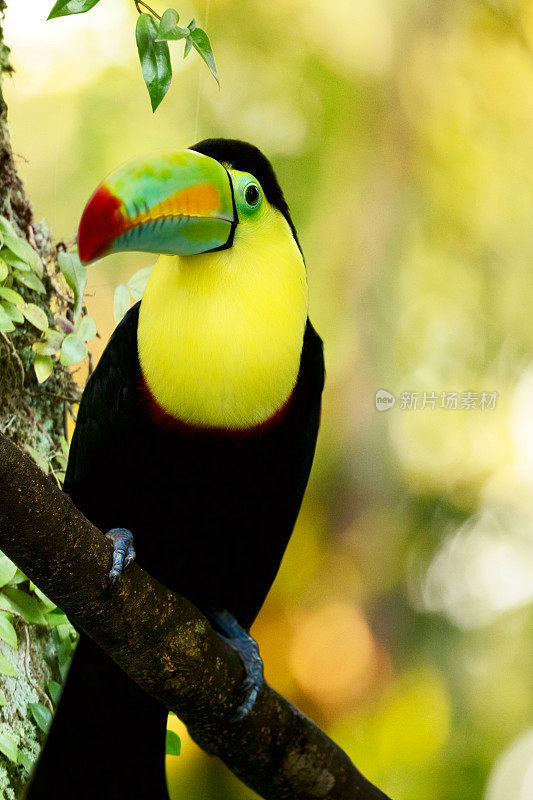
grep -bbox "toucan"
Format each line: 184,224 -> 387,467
27,139 -> 324,800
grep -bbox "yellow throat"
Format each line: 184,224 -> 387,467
137,201 -> 308,429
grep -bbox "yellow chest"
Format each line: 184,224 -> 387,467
137,214 -> 308,429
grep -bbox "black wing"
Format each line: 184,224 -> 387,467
64,303 -> 145,530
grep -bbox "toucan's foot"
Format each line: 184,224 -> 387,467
211,609 -> 263,722
105,528 -> 136,585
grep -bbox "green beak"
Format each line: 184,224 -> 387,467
78,150 -> 236,264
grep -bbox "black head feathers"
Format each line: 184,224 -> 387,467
189,139 -> 302,253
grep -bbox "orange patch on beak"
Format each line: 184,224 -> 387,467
128,183 -> 222,227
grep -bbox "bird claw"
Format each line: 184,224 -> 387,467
210,610 -> 264,722
231,680 -> 261,722
105,528 -> 136,585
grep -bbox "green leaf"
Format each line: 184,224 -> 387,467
2,587 -> 47,625
56,634 -> 73,679
0,286 -> 23,305
32,586 -> 56,611
58,252 -> 87,323
3,234 -> 41,274
54,452 -> 67,469
77,314 -> 97,342
0,217 -> 16,238
113,284 -> 130,325
13,270 -> 46,294
0,304 -> 15,332
51,469 -> 66,488
165,729 -> 181,756
56,622 -> 75,641
0,653 -> 17,678
23,444 -> 49,474
136,13 -> 172,113
3,251 -> 30,271
0,617 -> 17,650
29,703 -> 53,734
33,339 -> 58,356
0,555 -> 17,588
44,610 -> 69,627
48,680 -> 62,705
0,730 -> 18,763
60,333 -> 87,366
158,9 -> 190,40
1,301 -> 24,324
188,27 -> 219,84
8,569 -> 27,586
21,303 -> 48,332
0,258 -> 8,282
0,691 -> 6,707
48,0 -> 102,20
127,265 -> 154,300
34,354 -> 53,384
183,35 -> 193,58
18,750 -> 32,775
40,328 -> 65,353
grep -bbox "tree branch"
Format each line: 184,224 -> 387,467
0,432 -> 391,800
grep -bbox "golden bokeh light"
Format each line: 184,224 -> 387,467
289,601 -> 377,713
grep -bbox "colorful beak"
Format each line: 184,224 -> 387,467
78,150 -> 236,264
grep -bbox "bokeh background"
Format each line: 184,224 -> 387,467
5,1 -> 533,798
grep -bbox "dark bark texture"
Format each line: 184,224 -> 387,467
0,432 -> 391,800
0,6 -> 81,797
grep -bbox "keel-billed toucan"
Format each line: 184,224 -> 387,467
27,140 -> 324,800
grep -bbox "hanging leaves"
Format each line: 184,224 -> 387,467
48,3 -> 219,111
48,0 -> 102,20
158,8 -> 189,40
158,12 -> 219,85
136,13 -> 172,112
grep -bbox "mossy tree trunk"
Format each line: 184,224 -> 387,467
0,5 -> 80,796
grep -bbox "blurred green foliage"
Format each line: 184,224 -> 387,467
5,1 -> 533,798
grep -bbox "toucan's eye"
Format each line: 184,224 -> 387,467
244,183 -> 261,207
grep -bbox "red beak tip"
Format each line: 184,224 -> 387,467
77,183 -> 124,265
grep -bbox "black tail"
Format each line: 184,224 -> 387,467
26,634 -> 170,800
